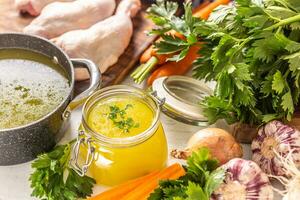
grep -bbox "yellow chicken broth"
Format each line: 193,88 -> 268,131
87,97 -> 154,138
0,48 -> 70,129
83,96 -> 168,185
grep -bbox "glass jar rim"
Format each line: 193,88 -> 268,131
81,85 -> 161,147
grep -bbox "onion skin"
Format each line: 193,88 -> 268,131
212,158 -> 273,200
171,128 -> 243,165
251,120 -> 300,176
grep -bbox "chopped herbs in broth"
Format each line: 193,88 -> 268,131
87,96 -> 153,138
0,48 -> 70,129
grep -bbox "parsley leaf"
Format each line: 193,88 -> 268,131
281,91 -> 294,120
185,182 -> 207,200
148,148 -> 225,200
272,70 -> 286,94
154,34 -> 188,55
30,142 -> 95,200
284,51 -> 300,72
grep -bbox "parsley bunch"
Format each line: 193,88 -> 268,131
148,148 -> 225,200
148,0 -> 300,125
29,142 -> 95,200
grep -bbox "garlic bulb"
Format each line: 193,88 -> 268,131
251,120 -> 300,176
212,158 -> 273,200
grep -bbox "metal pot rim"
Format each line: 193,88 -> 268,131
0,33 -> 75,133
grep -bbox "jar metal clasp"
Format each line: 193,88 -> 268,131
150,90 -> 166,107
70,130 -> 95,177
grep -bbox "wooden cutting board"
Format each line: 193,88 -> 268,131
0,0 -> 156,87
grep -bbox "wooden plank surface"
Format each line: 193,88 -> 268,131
0,0 -> 156,87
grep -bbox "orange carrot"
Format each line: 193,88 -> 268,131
140,45 -> 167,65
140,46 -> 153,63
120,163 -> 185,200
147,45 -> 201,86
151,48 -> 168,65
88,171 -> 160,200
192,0 -> 210,13
169,165 -> 186,179
140,44 -> 167,65
139,165 -> 186,200
193,0 -> 231,19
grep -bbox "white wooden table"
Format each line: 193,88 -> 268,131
0,76 -> 281,200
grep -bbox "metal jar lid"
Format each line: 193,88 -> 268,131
151,76 -> 213,126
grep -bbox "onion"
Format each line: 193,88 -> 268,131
251,120 -> 300,176
212,158 -> 273,200
171,128 -> 243,165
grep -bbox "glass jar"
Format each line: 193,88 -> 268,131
71,85 -> 168,186
71,76 -> 213,186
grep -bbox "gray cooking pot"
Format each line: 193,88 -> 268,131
0,33 -> 101,165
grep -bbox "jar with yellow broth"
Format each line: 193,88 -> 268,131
71,76 -> 213,186
71,85 -> 168,186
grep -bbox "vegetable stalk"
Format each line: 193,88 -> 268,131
131,56 -> 158,84
265,14 -> 300,30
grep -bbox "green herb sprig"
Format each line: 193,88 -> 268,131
108,104 -> 139,132
147,0 -> 300,125
148,148 -> 225,200
29,142 -> 96,200
148,0 -> 200,62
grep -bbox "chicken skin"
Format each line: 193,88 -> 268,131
52,0 -> 141,80
23,0 -> 116,39
15,0 -> 72,16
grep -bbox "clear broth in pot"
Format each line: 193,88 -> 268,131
0,48 -> 70,129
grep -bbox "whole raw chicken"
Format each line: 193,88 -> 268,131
52,0 -> 141,80
23,0 -> 116,39
15,0 -> 72,16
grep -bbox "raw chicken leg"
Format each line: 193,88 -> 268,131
52,0 -> 141,81
23,0 -> 116,39
15,0 -> 72,16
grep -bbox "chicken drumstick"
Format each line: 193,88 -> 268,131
52,0 -> 141,81
23,0 -> 116,39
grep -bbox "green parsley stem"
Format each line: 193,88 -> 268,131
265,14 -> 300,31
131,64 -> 145,77
263,10 -> 281,22
62,139 -> 76,168
273,0 -> 298,12
283,69 -> 290,79
131,56 -> 158,84
228,36 -> 253,64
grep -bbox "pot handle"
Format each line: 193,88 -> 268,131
65,58 -> 101,115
